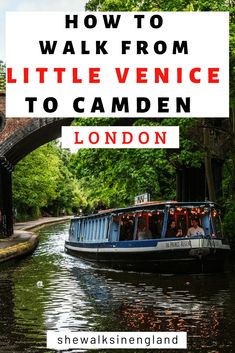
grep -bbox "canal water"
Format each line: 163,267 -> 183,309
0,222 -> 235,353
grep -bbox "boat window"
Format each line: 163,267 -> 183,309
86,220 -> 90,240
167,207 -> 191,237
186,208 -> 203,234
92,219 -> 95,241
100,218 -> 104,240
89,220 -> 93,241
90,220 -> 93,240
135,211 -> 163,240
103,217 -> 109,241
95,218 -> 100,241
88,219 -> 92,241
85,220 -> 88,240
84,220 -> 88,240
87,220 -> 90,240
149,212 -> 164,239
176,213 -> 188,236
69,222 -> 76,241
91,220 -> 95,240
110,216 -> 120,242
86,220 -> 89,240
100,218 -> 105,241
96,218 -> 100,241
211,209 -> 223,238
80,220 -> 84,241
103,217 -> 109,240
166,218 -> 183,237
99,218 -> 102,241
120,215 -> 135,241
166,209 -> 185,237
76,220 -> 81,241
137,213 -> 152,240
166,206 -> 212,237
201,214 -> 211,236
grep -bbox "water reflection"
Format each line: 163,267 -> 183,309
0,272 -> 15,353
0,222 -> 234,353
79,269 -> 231,352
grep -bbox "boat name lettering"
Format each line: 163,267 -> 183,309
165,240 -> 190,248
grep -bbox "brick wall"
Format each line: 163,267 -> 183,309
0,93 -> 5,114
0,93 -> 32,144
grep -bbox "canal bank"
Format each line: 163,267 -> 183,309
0,216 -> 71,263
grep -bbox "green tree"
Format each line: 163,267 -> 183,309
85,0 -> 235,204
69,117 -> 205,209
83,0 -> 235,241
13,143 -> 61,219
13,142 -> 87,220
48,147 -> 88,215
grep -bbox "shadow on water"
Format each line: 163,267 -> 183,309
0,222 -> 234,353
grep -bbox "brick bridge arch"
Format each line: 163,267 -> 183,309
0,92 -> 73,236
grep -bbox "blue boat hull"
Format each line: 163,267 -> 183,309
65,238 -> 229,274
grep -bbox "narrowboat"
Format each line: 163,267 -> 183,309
65,201 -> 230,273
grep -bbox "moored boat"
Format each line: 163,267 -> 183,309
65,201 -> 230,273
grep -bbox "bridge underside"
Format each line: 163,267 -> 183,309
0,111 -> 73,237
1,118 -> 73,165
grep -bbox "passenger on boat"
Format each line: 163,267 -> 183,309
187,219 -> 205,237
120,219 -> 134,240
166,221 -> 182,237
138,223 -> 152,240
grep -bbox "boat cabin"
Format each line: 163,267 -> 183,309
69,202 -> 223,243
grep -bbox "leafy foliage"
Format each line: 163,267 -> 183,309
13,142 -> 87,220
82,0 -> 235,245
86,0 -> 231,11
69,117 -> 205,209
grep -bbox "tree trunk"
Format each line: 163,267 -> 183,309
203,119 -> 216,202
230,109 -> 235,202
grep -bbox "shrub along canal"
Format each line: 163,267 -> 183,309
0,222 -> 235,353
